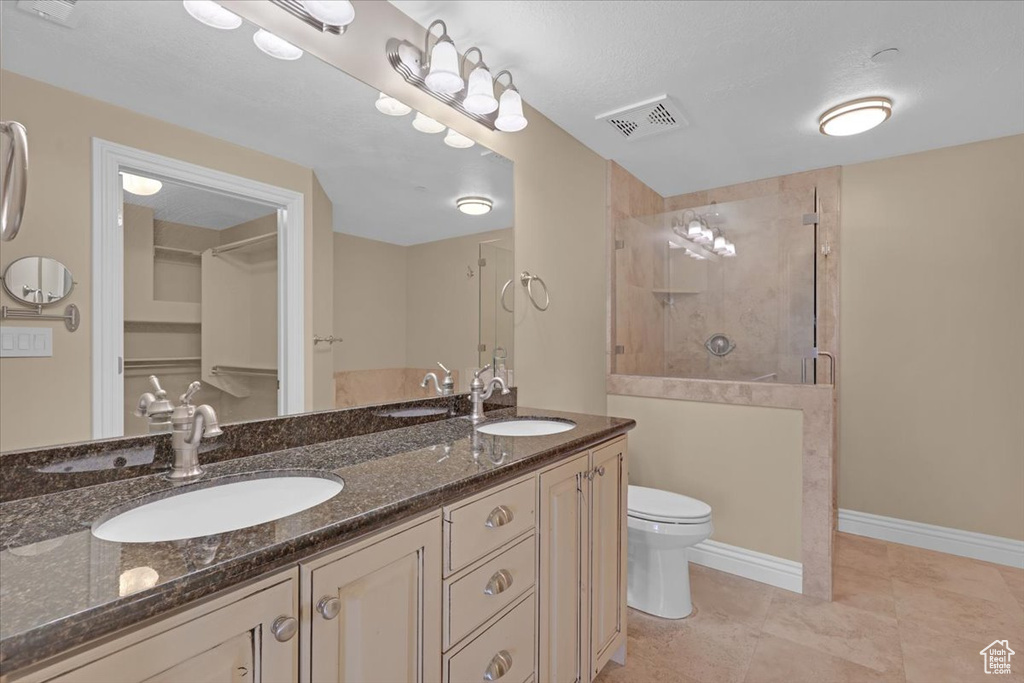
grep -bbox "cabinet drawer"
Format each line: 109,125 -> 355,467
445,478 -> 536,573
445,534 -> 536,649
445,594 -> 536,683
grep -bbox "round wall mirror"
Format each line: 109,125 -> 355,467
2,256 -> 75,307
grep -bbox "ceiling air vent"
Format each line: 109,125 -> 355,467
16,0 -> 79,27
596,95 -> 688,141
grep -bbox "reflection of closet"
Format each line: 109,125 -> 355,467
122,204 -> 277,435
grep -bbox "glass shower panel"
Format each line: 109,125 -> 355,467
478,241 -> 515,376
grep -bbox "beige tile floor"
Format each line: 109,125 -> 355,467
596,533 -> 1024,683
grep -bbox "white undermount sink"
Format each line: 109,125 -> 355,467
475,419 -> 577,437
92,474 -> 344,543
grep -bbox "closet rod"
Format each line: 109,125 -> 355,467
211,232 -> 276,257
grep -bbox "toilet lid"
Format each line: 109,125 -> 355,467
627,485 -> 712,523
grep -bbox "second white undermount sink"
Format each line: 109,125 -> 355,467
92,474 -> 344,543
475,419 -> 577,437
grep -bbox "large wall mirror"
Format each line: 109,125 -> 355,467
0,1 -> 514,451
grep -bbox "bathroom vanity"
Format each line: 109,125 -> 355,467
0,405 -> 632,683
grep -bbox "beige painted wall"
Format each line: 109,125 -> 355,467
0,71 -> 332,451
224,1 -> 610,416
609,394 -> 804,561
839,134 -> 1024,541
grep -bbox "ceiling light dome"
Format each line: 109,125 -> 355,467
121,173 -> 163,196
456,196 -> 492,216
412,112 -> 446,134
819,97 -> 892,136
253,29 -> 303,61
300,0 -> 355,28
375,92 -> 412,116
183,0 -> 242,30
444,128 -> 475,149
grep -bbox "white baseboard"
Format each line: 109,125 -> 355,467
839,509 -> 1024,569
687,539 -> 803,594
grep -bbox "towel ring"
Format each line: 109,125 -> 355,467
520,271 -> 549,311
499,278 -> 514,313
1,121 -> 29,242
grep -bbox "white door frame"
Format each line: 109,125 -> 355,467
91,138 -> 305,439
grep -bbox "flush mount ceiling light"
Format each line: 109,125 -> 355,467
375,92 -> 412,116
183,0 -> 242,30
412,112 -> 446,134
121,173 -> 162,196
461,48 -> 498,115
456,196 -> 492,216
494,70 -> 528,132
444,128 -> 475,149
819,97 -> 892,136
299,0 -> 355,28
253,28 -> 303,60
423,20 -> 464,95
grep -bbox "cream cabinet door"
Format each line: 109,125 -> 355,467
538,452 -> 590,683
589,438 -> 627,679
14,573 -> 298,683
307,517 -> 441,683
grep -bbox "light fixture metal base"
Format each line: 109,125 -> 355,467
270,0 -> 347,35
386,38 -> 498,131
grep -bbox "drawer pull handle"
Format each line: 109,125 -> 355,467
483,650 -> 513,681
484,505 -> 514,529
483,569 -> 513,596
317,596 -> 341,620
271,616 -> 297,642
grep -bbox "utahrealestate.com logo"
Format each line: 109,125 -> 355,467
980,640 -> 1014,675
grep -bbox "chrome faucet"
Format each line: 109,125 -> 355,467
168,381 -> 223,481
469,364 -> 510,424
421,362 -> 455,396
134,375 -> 174,433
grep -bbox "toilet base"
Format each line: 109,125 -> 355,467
626,530 -> 696,619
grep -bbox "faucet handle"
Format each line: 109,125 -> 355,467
473,364 -> 492,380
148,375 -> 167,399
437,361 -> 451,376
179,381 -> 201,406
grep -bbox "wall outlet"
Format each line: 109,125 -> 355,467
0,326 -> 53,358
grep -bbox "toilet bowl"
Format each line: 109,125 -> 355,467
627,485 -> 713,619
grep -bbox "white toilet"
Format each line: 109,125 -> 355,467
627,485 -> 713,619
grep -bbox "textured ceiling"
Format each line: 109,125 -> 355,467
124,180 -> 275,230
1,0 -> 513,245
393,0 -> 1024,196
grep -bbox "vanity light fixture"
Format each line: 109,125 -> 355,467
412,112 -> 446,134
444,128 -> 475,149
494,70 -> 528,132
456,196 -> 493,216
299,0 -> 355,28
819,97 -> 892,136
121,173 -> 162,196
461,48 -> 498,115
375,92 -> 412,116
182,0 -> 242,30
424,20 -> 464,95
253,28 -> 303,60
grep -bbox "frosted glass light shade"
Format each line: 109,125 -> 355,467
713,236 -> 727,253
425,39 -> 464,94
300,0 -> 355,27
686,220 -> 703,240
819,97 -> 892,136
463,66 -> 498,115
444,128 -> 475,149
253,29 -> 303,60
495,89 -> 527,132
723,242 -> 737,257
457,196 -> 493,215
122,173 -> 163,196
376,92 -> 412,116
412,112 -> 445,134
183,0 -> 242,30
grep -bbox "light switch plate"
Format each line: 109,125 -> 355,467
0,327 -> 53,358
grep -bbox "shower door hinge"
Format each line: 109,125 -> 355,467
802,213 -> 819,225
614,240 -> 625,250
821,240 -> 832,257
614,345 -> 625,355
478,258 -> 487,267
478,343 -> 487,352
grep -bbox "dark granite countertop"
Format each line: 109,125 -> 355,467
0,407 -> 633,674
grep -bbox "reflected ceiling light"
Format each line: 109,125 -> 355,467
375,92 -> 412,116
412,112 -> 446,134
494,70 -> 528,132
461,47 -> 498,115
423,20 -> 464,95
444,128 -> 475,149
253,29 -> 303,60
456,196 -> 492,216
121,173 -> 163,196
183,0 -> 242,30
819,97 -> 892,136
300,0 -> 355,28
119,566 -> 159,597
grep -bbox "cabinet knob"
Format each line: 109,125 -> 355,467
317,595 -> 341,620
483,569 -> 513,596
483,650 -> 513,681
484,505 -> 514,529
586,466 -> 606,481
271,616 -> 297,642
